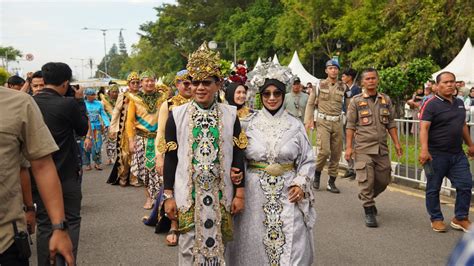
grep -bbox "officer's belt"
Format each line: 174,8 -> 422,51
136,129 -> 157,139
317,112 -> 341,122
248,161 -> 295,176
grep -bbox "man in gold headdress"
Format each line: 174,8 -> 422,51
127,71 -> 168,209
100,84 -> 119,165
107,72 -> 141,186
163,42 -> 246,265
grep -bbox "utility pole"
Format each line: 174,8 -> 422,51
82,27 -> 125,76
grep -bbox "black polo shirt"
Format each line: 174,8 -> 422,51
420,94 -> 466,155
33,88 -> 89,180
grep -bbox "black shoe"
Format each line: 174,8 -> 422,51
326,176 -> 340,193
313,171 -> 321,190
342,169 -> 356,179
364,206 -> 378,227
374,205 -> 378,216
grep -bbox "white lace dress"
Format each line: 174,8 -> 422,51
226,107 -> 316,266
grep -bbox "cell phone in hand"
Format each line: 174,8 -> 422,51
423,160 -> 434,176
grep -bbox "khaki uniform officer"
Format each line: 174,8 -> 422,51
305,59 -> 345,193
345,68 -> 402,228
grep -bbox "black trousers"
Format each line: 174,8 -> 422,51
0,243 -> 29,266
33,177 -> 82,266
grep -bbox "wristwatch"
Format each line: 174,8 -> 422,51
52,220 -> 69,231
23,205 -> 36,212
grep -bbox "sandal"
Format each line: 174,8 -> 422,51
166,229 -> 179,246
94,164 -> 103,171
84,165 -> 92,171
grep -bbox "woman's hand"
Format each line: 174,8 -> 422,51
288,185 -> 304,203
231,197 -> 245,214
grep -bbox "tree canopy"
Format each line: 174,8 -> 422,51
108,0 -> 473,97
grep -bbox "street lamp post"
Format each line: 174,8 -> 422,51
82,27 -> 125,77
209,40 -> 237,64
70,57 -> 86,79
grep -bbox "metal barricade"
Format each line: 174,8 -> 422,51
309,119 -> 474,195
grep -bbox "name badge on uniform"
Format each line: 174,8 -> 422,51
358,101 -> 368,107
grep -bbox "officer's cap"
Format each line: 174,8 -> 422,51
325,60 -> 340,69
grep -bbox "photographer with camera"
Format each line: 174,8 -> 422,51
33,62 -> 89,265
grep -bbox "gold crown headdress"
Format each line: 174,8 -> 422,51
187,42 -> 222,80
140,70 -> 155,80
127,72 -> 139,82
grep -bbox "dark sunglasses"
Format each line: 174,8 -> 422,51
177,80 -> 191,86
130,81 -> 140,85
261,91 -> 283,98
191,80 -> 215,87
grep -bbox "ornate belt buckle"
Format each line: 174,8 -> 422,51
265,163 -> 285,176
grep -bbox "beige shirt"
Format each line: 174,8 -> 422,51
304,79 -> 345,123
0,87 -> 58,253
346,92 -> 396,155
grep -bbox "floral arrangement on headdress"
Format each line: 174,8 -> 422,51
187,42 -> 222,80
246,60 -> 295,93
229,59 -> 248,84
127,72 -> 139,82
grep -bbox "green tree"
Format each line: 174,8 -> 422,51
0,67 -> 9,85
97,44 -> 128,79
118,30 -> 128,56
0,46 -> 22,68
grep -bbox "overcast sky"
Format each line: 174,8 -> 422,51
1,0 -> 175,80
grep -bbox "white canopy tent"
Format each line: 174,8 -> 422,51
432,38 -> 474,87
288,51 -> 319,85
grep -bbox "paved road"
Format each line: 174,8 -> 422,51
31,165 -> 469,265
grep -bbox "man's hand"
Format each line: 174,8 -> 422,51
230,167 -> 243,185
468,145 -> 474,158
395,144 -> 403,157
84,138 -> 92,151
288,185 -> 304,203
73,85 -> 84,99
49,230 -> 74,265
344,147 -> 353,162
155,155 -> 164,176
25,211 -> 36,234
231,197 -> 244,214
418,149 -> 432,165
164,195 -> 177,221
305,121 -> 314,131
129,139 -> 135,154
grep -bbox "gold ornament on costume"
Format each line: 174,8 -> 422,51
127,72 -> 140,82
156,136 -> 178,154
169,94 -> 191,111
237,106 -> 251,119
187,42 -> 222,80
233,131 -> 248,149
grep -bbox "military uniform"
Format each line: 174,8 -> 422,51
346,92 -> 396,211
305,78 -> 345,191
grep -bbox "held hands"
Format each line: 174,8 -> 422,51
231,187 -> 245,214
288,185 -> 304,203
230,167 -> 243,185
49,230 -> 75,266
418,149 -> 432,165
164,198 -> 178,221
